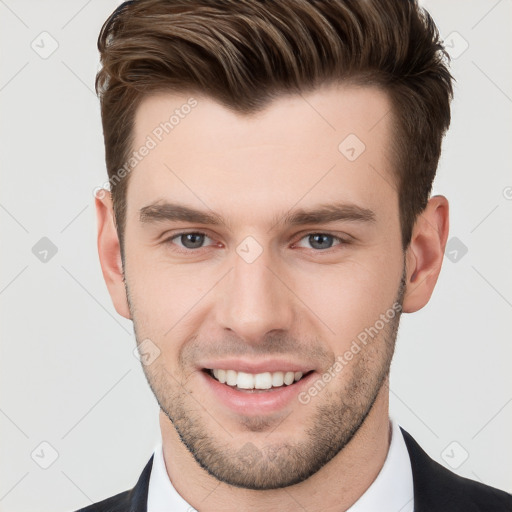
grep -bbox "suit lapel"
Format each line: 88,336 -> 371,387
401,427 -> 469,512
126,454 -> 154,512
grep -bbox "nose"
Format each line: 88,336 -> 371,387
215,245 -> 295,345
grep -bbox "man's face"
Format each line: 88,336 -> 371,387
122,84 -> 405,489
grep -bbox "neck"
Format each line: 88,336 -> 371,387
160,382 -> 391,512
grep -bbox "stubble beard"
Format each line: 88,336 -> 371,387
128,269 -> 406,490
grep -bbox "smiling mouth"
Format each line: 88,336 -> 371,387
203,368 -> 314,392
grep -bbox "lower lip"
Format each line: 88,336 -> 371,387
199,370 -> 316,415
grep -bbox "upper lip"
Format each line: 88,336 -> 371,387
199,358 -> 315,374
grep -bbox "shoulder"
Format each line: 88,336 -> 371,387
71,455 -> 154,512
401,428 -> 512,511
73,490 -> 131,512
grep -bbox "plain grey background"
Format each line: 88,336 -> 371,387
1,1 -> 511,511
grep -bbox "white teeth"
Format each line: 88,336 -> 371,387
272,371 -> 284,387
254,372 -> 272,389
236,371 -> 254,389
226,369 -> 237,386
210,368 -> 306,389
283,371 -> 295,385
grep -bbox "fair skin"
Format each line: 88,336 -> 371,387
96,84 -> 449,511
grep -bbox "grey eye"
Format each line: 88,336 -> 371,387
295,233 -> 344,250
174,232 -> 210,249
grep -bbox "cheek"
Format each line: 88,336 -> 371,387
125,240 -> 208,318
125,253 -> 222,371
290,255 -> 402,347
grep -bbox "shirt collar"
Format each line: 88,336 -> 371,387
147,417 -> 414,512
346,418 -> 414,512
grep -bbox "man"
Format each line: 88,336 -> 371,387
77,0 -> 512,510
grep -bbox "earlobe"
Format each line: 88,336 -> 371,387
96,190 -> 131,320
402,195 -> 449,313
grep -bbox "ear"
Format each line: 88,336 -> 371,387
95,190 -> 131,320
402,195 -> 449,313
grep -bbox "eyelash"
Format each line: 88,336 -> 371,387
162,231 -> 350,254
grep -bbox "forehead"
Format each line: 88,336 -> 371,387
127,84 -> 397,225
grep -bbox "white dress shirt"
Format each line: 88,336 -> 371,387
147,418 -> 414,512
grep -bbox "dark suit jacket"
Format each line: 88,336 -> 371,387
74,428 -> 512,511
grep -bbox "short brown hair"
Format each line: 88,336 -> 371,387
96,0 -> 453,256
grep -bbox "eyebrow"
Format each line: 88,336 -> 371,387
276,203 -> 376,227
139,201 -> 376,230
